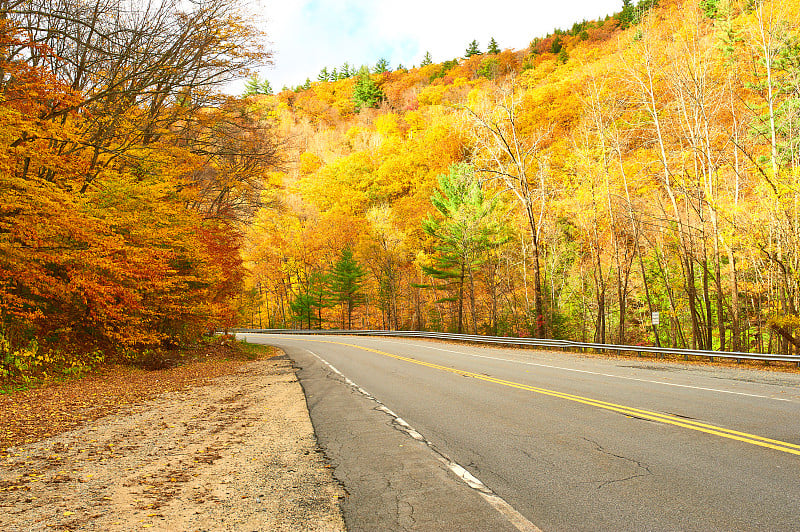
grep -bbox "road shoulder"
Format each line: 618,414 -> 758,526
288,344 -> 522,532
0,354 -> 345,531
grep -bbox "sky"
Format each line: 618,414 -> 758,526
241,0 -> 624,93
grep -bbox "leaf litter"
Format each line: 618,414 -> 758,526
0,343 -> 345,531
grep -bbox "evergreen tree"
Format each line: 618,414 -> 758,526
619,0 -> 635,29
308,270 -> 333,328
331,67 -> 339,80
290,270 -> 332,329
422,163 -> 507,334
487,37 -> 500,55
465,40 -> 481,57
243,74 -> 273,96
421,51 -> 433,66
352,66 -> 385,111
374,57 -> 390,73
289,293 -> 316,329
303,78 -> 311,90
328,248 -> 366,329
318,67 -> 330,82
550,35 -> 563,54
570,20 -> 587,36
340,62 -> 352,78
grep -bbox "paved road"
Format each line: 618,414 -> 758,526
241,333 -> 800,531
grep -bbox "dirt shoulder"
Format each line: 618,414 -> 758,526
0,348 -> 345,531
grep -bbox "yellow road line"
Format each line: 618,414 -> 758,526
286,337 -> 800,457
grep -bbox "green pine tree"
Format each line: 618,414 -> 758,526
328,248 -> 366,329
374,58 -> 390,73
465,40 -> 481,57
421,51 -> 433,66
243,74 -> 273,96
289,270 -> 332,329
352,67 -> 385,111
619,0 -> 635,29
487,37 -> 500,54
422,163 -> 507,334
318,67 -> 330,82
289,292 -> 316,329
550,35 -> 563,54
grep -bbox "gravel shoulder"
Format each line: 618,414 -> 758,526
0,352 -> 345,531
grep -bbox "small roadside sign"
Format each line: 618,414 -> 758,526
651,311 -> 660,326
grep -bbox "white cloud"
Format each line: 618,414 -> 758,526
239,0 -> 623,92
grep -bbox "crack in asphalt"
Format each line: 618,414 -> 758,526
518,447 -> 557,470
582,437 -> 652,489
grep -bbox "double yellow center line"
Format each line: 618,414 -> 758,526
298,338 -> 800,456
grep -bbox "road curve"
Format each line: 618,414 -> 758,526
241,333 -> 800,531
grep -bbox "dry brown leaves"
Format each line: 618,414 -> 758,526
0,342 -> 277,452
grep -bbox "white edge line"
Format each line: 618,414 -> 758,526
369,339 -> 795,403
305,348 -> 542,532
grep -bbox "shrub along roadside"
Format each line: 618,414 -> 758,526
0,334 -> 264,395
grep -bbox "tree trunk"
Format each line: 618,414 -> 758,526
525,202 -> 546,338
457,263 -> 465,334
469,268 -> 478,335
730,251 -> 740,351
685,258 -> 703,350
638,250 -> 660,347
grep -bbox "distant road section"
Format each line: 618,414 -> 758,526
241,333 -> 800,531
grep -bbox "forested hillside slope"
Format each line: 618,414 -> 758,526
243,0 -> 800,356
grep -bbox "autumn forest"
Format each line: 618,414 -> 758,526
2,0 -> 800,382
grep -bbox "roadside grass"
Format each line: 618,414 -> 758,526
238,336 -> 276,360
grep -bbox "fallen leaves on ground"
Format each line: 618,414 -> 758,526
0,342 -> 278,452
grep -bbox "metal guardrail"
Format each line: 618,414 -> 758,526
231,328 -> 800,365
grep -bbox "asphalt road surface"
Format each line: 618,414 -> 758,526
239,333 -> 800,531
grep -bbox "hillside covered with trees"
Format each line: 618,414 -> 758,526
2,0 -> 799,385
242,0 -> 800,357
